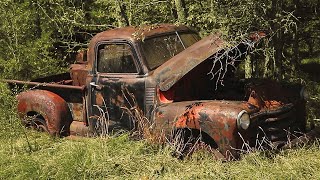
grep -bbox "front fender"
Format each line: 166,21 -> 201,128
152,100 -> 258,156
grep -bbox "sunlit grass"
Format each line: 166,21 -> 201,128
1,83 -> 320,179
1,126 -> 320,179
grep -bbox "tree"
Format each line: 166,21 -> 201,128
174,0 -> 187,24
0,0 -> 319,82
114,0 -> 130,27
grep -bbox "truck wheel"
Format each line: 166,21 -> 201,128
26,116 -> 49,133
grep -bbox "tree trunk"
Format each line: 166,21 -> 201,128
263,46 -> 272,78
115,0 -> 129,27
174,0 -> 187,24
271,0 -> 284,78
293,0 -> 301,67
245,55 -> 252,78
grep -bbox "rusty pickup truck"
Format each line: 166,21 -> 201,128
4,24 -> 307,158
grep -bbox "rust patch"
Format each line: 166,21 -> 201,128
175,102 -> 204,129
68,103 -> 84,122
17,90 -> 73,136
95,92 -> 104,106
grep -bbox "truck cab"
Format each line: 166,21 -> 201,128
79,24 -> 202,132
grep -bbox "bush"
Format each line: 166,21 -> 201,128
0,83 -> 24,140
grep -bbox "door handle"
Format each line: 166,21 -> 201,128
90,82 -> 102,90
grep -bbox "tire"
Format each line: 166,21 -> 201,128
25,116 -> 49,133
24,117 -> 49,133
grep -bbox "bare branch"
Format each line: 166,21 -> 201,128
208,35 -> 261,90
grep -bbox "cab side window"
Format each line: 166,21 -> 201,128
97,43 -> 138,73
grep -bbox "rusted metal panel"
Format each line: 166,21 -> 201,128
152,81 -> 305,156
69,121 -> 90,136
151,33 -> 265,92
68,103 -> 84,122
2,23 -> 306,159
152,100 -> 259,156
17,90 -> 73,136
3,79 -> 85,91
86,24 -> 195,71
153,34 -> 226,91
247,79 -> 301,110
89,24 -> 192,46
70,64 -> 88,86
90,75 -> 145,130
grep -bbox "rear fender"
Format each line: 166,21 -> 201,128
17,90 -> 73,136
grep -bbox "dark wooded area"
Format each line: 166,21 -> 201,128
0,0 -> 319,80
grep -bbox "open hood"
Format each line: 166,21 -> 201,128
153,34 -> 225,91
153,33 -> 259,91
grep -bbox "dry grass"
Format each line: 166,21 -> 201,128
1,104 -> 320,179
120,88 -> 221,160
121,88 -> 162,143
120,87 -> 319,161
1,128 -> 320,179
2,83 -> 320,179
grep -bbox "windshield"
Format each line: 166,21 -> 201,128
141,32 -> 200,70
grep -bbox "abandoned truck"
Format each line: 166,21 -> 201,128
4,24 -> 307,158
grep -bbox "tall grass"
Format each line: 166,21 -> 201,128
1,83 -> 320,179
1,131 -> 320,179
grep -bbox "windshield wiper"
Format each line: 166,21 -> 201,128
175,31 -> 186,49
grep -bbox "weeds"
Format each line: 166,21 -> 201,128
2,83 -> 320,179
93,103 -> 110,137
1,131 -> 320,179
120,87 -> 227,160
121,87 -> 158,142
120,86 -> 320,162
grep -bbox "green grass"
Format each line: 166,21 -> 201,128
2,83 -> 320,179
1,125 -> 320,179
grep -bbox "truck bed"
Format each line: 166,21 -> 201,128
3,73 -> 86,122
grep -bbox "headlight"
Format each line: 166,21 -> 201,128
237,110 -> 250,130
300,87 -> 309,101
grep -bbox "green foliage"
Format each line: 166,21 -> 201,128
0,0 -> 318,81
305,82 -> 320,128
0,1 -> 67,80
301,58 -> 320,65
0,83 -> 14,109
0,83 -> 25,143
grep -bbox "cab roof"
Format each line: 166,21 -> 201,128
89,24 -> 194,46
87,24 -> 196,69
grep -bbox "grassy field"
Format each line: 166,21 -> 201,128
1,111 -> 320,179
1,83 -> 320,179
1,127 -> 320,179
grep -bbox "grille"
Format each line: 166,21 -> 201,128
248,103 -> 304,147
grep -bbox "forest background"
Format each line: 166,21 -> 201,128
0,0 -> 320,179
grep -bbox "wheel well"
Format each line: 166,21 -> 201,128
174,128 -> 218,149
26,111 -> 45,121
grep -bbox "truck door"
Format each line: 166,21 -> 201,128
89,42 -> 145,134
